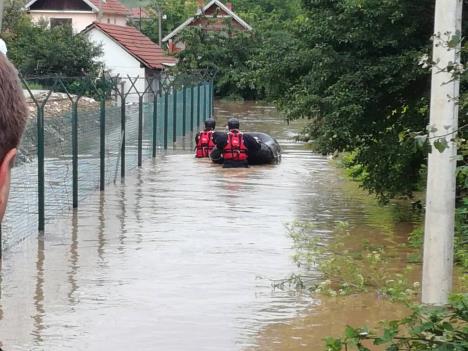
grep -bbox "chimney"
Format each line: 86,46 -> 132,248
226,2 -> 232,10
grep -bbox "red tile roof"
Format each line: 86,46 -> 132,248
87,22 -> 177,69
129,7 -> 150,18
89,0 -> 129,16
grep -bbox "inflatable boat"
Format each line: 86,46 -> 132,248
245,132 -> 281,165
210,132 -> 281,165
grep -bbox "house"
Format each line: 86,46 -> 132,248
83,22 -> 176,99
128,7 -> 150,22
162,0 -> 252,54
24,0 -> 130,33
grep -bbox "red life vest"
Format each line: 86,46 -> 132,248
223,130 -> 248,161
195,130 -> 215,158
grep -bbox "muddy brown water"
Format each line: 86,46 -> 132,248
0,101 -> 415,350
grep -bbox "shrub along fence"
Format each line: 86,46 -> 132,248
0,71 -> 215,254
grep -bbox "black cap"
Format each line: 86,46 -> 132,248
227,117 -> 240,130
204,118 -> 216,130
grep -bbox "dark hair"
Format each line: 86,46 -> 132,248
0,54 -> 28,163
204,118 -> 216,130
227,117 -> 239,130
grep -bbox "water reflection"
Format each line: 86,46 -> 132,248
0,101 -> 415,351
68,214 -> 79,306
32,237 -> 45,344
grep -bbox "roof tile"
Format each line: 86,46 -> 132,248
89,0 -> 129,16
88,22 -> 176,70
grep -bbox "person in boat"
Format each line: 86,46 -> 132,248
195,118 -> 216,158
0,53 -> 28,222
211,117 -> 260,168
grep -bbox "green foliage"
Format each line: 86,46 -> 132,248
326,294 -> 468,351
2,1 -> 102,77
165,0 -> 302,100
287,221 -> 420,302
131,0 -> 197,44
254,0 -> 438,202
175,26 -> 261,99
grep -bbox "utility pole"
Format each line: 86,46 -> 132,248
422,0 -> 463,305
158,7 -> 162,47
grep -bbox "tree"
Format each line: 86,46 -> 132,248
175,24 -> 260,99
252,0 -> 463,202
2,0 -> 102,77
132,0 -> 197,44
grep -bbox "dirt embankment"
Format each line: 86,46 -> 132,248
25,91 -> 99,118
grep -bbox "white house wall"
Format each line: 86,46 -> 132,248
87,28 -> 146,102
29,12 -> 128,33
101,15 -> 127,26
30,11 -> 97,33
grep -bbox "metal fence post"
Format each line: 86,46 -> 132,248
197,83 -> 201,129
99,98 -> 106,191
210,80 -> 214,117
120,82 -> 126,178
72,102 -> 78,208
173,88 -> 177,144
190,85 -> 195,132
164,91 -> 168,150
182,85 -> 187,136
203,82 -> 207,120
37,106 -> 45,232
152,92 -> 158,158
138,95 -> 143,167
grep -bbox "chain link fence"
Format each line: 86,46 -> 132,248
1,71 -> 215,253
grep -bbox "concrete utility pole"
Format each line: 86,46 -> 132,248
422,0 -> 463,305
158,8 -> 162,47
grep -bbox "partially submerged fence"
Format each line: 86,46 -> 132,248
1,71 -> 215,253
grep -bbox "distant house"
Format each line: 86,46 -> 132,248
128,7 -> 150,22
24,0 -> 130,33
163,0 -> 252,54
83,22 -> 176,99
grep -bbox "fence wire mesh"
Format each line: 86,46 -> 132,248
1,73 -> 214,251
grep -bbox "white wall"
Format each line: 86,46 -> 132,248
30,12 -> 128,33
101,15 -> 127,26
30,11 -> 97,33
87,28 -> 146,102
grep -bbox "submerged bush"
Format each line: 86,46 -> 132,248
325,294 -> 468,351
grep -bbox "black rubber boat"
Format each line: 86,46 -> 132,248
245,132 -> 281,165
209,132 -> 281,165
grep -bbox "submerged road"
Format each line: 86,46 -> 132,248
0,102 -> 383,350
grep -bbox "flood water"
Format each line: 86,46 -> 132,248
0,101 -> 415,350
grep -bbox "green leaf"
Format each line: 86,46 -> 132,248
434,138 -> 449,153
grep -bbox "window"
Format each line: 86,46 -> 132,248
50,18 -> 72,28
107,18 -> 111,23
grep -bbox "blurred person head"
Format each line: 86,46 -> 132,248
204,118 -> 216,130
0,54 -> 28,221
227,117 -> 240,131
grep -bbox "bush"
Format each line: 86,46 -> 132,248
325,294 -> 468,351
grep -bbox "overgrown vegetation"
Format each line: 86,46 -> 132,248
286,221 -> 421,303
325,294 -> 468,351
